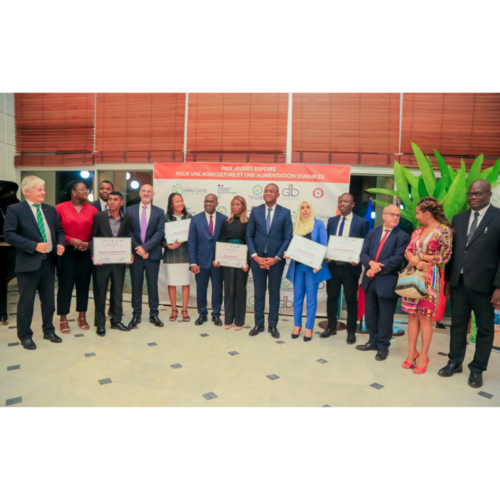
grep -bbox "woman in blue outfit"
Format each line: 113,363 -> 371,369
284,199 -> 331,342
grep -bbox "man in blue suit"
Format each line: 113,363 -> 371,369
246,183 -> 293,339
188,193 -> 227,326
92,180 -> 114,212
356,204 -> 410,360
4,176 -> 66,350
127,184 -> 165,329
322,193 -> 370,344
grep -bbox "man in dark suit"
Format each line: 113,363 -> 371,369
4,175 -> 66,350
439,180 -> 500,388
92,179 -> 114,212
356,205 -> 410,360
91,191 -> 132,336
246,183 -> 293,339
321,193 -> 370,344
127,184 -> 165,329
188,193 -> 227,326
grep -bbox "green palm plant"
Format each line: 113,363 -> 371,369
366,142 -> 500,229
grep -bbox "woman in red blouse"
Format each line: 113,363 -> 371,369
55,181 -> 98,333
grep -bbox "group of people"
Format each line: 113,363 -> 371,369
4,176 -> 500,390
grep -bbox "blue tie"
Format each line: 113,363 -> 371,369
266,208 -> 272,234
338,217 -> 346,236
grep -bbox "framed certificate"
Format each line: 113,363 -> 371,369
326,236 -> 364,263
285,235 -> 327,269
93,237 -> 132,264
165,219 -> 191,244
215,242 -> 248,269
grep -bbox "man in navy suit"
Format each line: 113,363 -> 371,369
4,176 -> 66,350
322,193 -> 370,344
92,179 -> 114,212
188,193 -> 227,326
246,183 -> 293,339
127,184 -> 165,329
356,204 -> 410,360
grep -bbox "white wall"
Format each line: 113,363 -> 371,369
0,93 -> 16,183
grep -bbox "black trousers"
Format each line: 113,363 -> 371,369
326,262 -> 359,333
93,264 -> 126,327
364,280 -> 398,350
195,267 -> 223,317
16,256 -> 56,341
223,266 -> 248,327
130,256 -> 160,318
56,247 -> 93,315
449,275 -> 495,373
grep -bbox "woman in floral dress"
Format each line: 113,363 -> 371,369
402,197 -> 453,374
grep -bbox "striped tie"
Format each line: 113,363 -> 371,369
33,204 -> 47,243
209,215 -> 214,237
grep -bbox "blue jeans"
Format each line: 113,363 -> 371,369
293,264 -> 319,329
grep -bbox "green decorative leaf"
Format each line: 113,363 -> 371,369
466,154 -> 484,189
401,165 -> 418,191
434,149 -> 450,180
365,188 -> 399,198
418,176 -> 428,199
410,184 -> 420,207
393,161 -> 412,211
441,160 -> 467,221
480,167 -> 493,180
485,158 -> 500,184
426,155 -> 438,186
412,142 -> 436,196
433,177 -> 449,202
447,165 -> 456,182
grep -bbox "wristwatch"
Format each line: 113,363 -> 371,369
274,256 -> 280,264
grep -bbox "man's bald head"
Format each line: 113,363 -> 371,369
139,183 -> 154,204
468,180 -> 492,211
338,193 -> 355,216
204,193 -> 219,214
382,204 -> 401,229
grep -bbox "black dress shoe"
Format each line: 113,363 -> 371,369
43,332 -> 62,343
150,316 -> 164,327
375,349 -> 389,361
21,338 -> 37,350
346,332 -> 356,345
268,326 -> 280,339
212,316 -> 222,326
110,321 -> 131,331
468,372 -> 483,388
438,363 -> 463,377
319,327 -> 336,338
249,325 -> 265,336
96,326 -> 106,336
128,316 -> 141,329
356,343 -> 378,351
195,315 -> 208,326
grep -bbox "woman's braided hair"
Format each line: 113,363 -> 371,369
417,196 -> 451,227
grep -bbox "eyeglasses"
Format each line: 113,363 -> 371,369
466,191 -> 488,198
384,212 -> 401,218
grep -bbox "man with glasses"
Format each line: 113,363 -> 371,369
356,205 -> 410,361
439,180 -> 500,388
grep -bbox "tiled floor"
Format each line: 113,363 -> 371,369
1,291 -> 499,407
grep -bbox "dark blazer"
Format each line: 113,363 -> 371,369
128,203 -> 165,261
246,204 -> 293,259
360,226 -> 410,299
91,210 -> 132,254
91,199 -> 124,214
4,201 -> 65,273
188,211 -> 227,269
327,213 -> 370,277
444,205 -> 500,293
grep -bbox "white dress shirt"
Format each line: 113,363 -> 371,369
100,198 -> 108,211
380,225 -> 394,242
139,202 -> 151,228
336,211 -> 353,237
27,199 -> 53,253
467,204 -> 490,233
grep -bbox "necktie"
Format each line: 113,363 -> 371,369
375,229 -> 390,262
338,217 -> 346,236
209,215 -> 214,237
467,212 -> 480,246
33,204 -> 47,243
266,208 -> 272,234
140,205 -> 147,243
104,203 -> 108,211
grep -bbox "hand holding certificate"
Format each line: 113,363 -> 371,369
285,235 -> 327,270
93,237 -> 132,264
215,242 -> 248,269
326,236 -> 364,263
165,219 -> 191,245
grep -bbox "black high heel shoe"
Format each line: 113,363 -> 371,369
291,327 -> 302,339
304,329 -> 313,342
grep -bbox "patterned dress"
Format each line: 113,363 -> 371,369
401,224 -> 453,317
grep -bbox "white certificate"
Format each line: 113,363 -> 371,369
286,235 -> 327,269
165,219 -> 191,244
93,237 -> 132,264
215,242 -> 248,269
326,236 -> 364,263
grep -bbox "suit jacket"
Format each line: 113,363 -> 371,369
188,211 -> 227,269
4,201 -> 65,273
327,213 -> 370,277
286,219 -> 332,284
444,205 -> 500,293
128,203 -> 165,261
91,210 -> 132,255
246,204 -> 293,259
360,226 -> 410,299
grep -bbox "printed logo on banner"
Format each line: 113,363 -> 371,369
217,185 -> 238,198
313,187 -> 324,199
172,184 -> 184,195
281,278 -> 292,288
217,206 -> 227,215
291,210 -> 298,222
315,213 -> 330,222
248,295 -> 255,306
283,184 -> 299,197
176,292 -> 182,301
280,295 -> 293,308
253,185 -> 263,196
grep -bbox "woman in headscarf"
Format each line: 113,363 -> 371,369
284,199 -> 331,341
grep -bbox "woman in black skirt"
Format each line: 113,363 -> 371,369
213,196 -> 249,330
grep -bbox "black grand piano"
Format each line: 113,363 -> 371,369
0,180 -> 20,324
